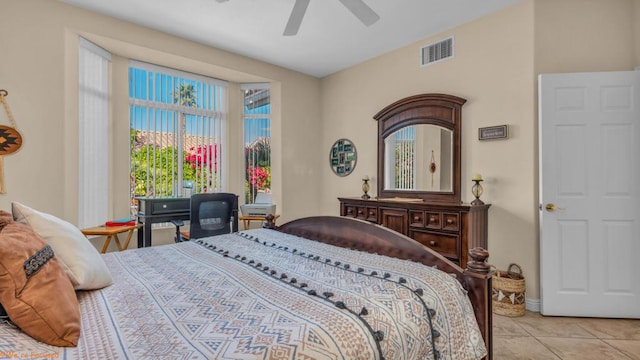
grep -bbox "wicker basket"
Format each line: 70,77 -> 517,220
492,263 -> 526,317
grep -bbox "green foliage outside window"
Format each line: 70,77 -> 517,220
130,130 -> 217,199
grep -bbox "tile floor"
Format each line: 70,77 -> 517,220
493,311 -> 640,359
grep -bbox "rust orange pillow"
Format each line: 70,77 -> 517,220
0,211 -> 80,347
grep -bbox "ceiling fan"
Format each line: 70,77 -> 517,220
283,0 -> 380,36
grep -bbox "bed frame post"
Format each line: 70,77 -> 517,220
464,247 -> 493,360
264,214 -> 277,229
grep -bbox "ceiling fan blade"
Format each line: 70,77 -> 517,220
283,0 -> 311,36
338,0 -> 379,27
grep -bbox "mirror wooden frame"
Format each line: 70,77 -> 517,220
374,93 -> 466,203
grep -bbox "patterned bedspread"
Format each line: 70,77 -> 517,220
0,229 -> 486,359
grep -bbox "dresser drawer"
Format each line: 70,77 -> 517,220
148,198 -> 190,215
357,207 -> 377,222
410,230 -> 459,261
343,205 -> 358,218
425,212 -> 441,229
443,213 -> 460,231
409,210 -> 424,227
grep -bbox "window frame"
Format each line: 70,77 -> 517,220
242,83 -> 271,204
128,61 -> 229,206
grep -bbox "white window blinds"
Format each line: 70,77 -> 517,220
78,37 -> 111,228
242,83 -> 271,204
129,61 -> 228,201
385,126 -> 415,190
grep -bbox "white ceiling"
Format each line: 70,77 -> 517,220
60,0 -> 523,78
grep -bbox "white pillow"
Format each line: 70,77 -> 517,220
11,202 -> 112,290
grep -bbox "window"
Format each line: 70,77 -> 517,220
242,84 -> 271,204
129,61 -> 228,207
78,37 -> 111,228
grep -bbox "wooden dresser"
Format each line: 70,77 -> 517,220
338,197 -> 490,268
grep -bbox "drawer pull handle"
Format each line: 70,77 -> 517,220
447,219 -> 453,224
162,204 -> 167,208
358,210 -> 363,214
429,217 -> 436,222
429,241 -> 436,246
414,216 -> 419,221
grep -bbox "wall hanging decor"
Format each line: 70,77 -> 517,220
329,138 -> 357,177
429,150 -> 437,188
0,89 -> 23,194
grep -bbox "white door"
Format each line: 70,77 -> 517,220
539,71 -> 640,318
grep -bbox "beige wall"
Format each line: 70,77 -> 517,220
320,1 -> 539,296
320,0 -> 638,301
535,0 -> 636,74
0,0 -> 321,246
635,0 -> 640,66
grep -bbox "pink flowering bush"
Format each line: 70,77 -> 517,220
247,166 -> 270,191
185,145 -> 217,172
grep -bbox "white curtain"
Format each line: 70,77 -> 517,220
78,37 -> 111,228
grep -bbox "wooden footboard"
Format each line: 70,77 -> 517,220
269,215 -> 493,359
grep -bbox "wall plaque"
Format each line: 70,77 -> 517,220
479,125 -> 508,140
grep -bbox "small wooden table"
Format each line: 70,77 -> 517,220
81,224 -> 142,254
239,214 -> 280,230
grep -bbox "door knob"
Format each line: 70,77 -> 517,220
545,203 -> 566,212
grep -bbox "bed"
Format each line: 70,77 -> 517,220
0,215 -> 493,360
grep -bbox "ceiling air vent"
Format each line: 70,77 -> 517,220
421,36 -> 454,66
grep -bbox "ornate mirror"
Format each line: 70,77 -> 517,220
374,94 -> 466,203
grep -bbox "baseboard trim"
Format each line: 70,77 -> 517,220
526,298 -> 540,312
